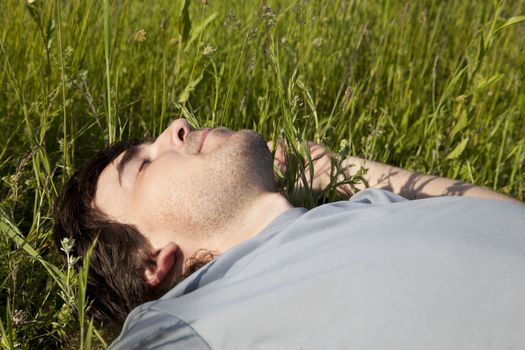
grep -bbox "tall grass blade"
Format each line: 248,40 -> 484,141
494,16 -> 525,34
103,0 -> 114,143
0,206 -> 67,296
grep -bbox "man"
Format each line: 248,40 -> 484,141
54,119 -> 525,349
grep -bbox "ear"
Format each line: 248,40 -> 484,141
145,242 -> 179,287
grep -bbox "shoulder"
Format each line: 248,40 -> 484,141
110,304 -> 210,350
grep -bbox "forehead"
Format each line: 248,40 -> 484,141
94,153 -> 127,219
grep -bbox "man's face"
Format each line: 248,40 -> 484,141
94,119 -> 275,252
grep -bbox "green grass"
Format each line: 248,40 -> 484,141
1,0 -> 524,347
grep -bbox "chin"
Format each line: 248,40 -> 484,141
210,129 -> 274,192
235,130 -> 275,191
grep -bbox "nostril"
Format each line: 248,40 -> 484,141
178,128 -> 185,141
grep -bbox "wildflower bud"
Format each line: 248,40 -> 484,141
344,86 -> 353,100
456,95 -> 466,103
160,18 -> 168,31
338,139 -> 350,159
134,29 -> 147,43
312,37 -> 323,48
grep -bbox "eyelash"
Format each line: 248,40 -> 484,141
139,157 -> 151,172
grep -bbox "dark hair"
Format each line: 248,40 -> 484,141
53,140 -> 160,327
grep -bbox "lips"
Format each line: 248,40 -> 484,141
197,128 -> 212,153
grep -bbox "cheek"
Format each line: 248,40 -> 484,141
131,165 -> 195,232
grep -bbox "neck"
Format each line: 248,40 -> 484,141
195,192 -> 292,256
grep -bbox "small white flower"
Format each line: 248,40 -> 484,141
12,309 -> 27,326
60,237 -> 75,254
202,45 -> 217,56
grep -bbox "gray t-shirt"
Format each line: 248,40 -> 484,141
110,189 -> 525,349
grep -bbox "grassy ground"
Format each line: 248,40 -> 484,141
1,0 -> 524,348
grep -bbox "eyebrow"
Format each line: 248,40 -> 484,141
116,144 -> 142,186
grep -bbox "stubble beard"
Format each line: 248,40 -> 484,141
184,129 -> 275,240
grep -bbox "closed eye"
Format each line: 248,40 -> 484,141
139,158 -> 151,172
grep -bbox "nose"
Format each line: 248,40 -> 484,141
170,118 -> 192,145
154,118 -> 192,152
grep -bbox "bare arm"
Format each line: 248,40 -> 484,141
269,141 -> 524,206
341,157 -> 523,205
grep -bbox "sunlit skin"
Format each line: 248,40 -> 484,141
94,119 -> 292,290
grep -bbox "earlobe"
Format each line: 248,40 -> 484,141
145,242 -> 179,287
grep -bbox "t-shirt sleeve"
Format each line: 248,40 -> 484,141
349,188 -> 408,205
110,307 -> 210,350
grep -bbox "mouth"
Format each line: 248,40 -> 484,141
197,128 -> 212,153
